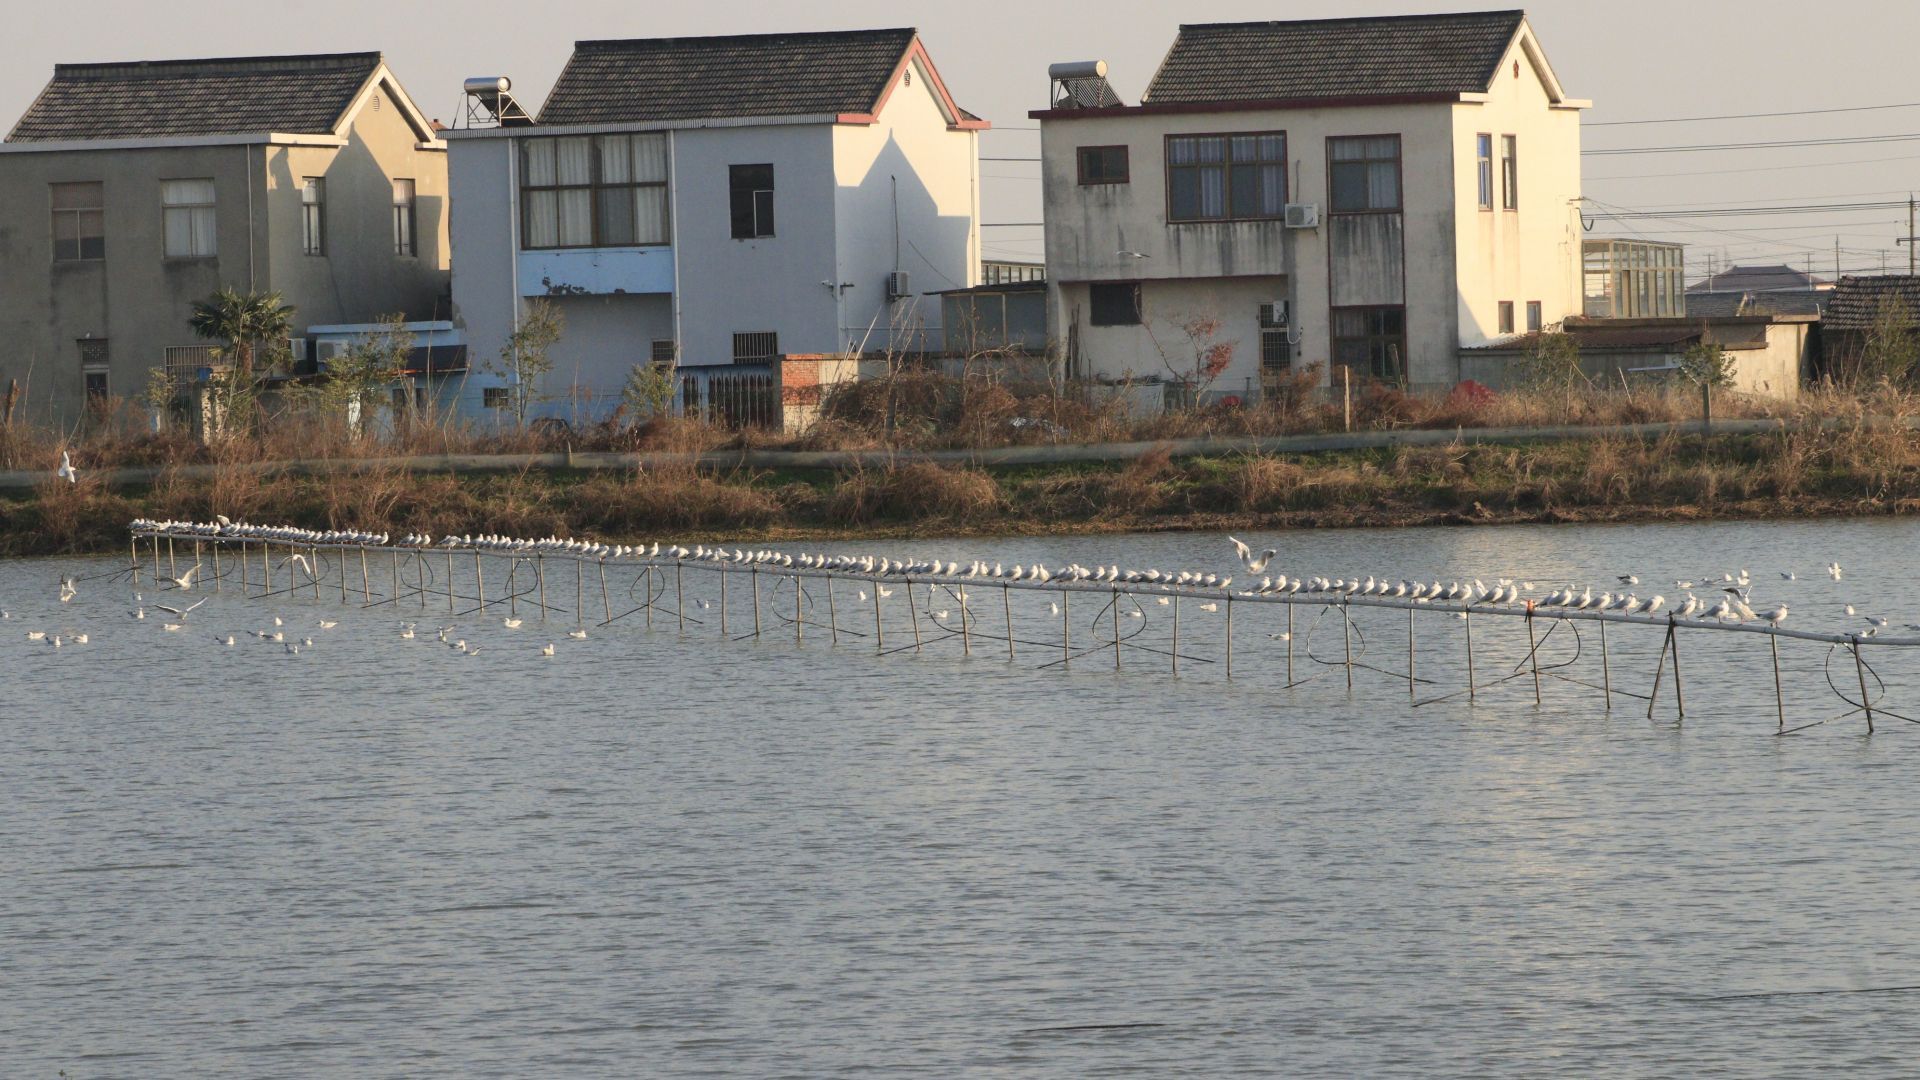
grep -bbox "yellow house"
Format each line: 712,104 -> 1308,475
0,52 -> 450,424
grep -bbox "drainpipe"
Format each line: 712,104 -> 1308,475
245,142 -> 257,290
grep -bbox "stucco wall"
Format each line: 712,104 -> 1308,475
1056,276 -> 1288,397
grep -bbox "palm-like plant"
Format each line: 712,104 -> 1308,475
189,287 -> 296,378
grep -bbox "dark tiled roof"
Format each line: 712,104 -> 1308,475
1824,276 -> 1920,332
539,29 -> 919,125
1143,11 -> 1527,105
1684,291 -> 1829,318
1686,263 -> 1830,294
8,52 -> 381,142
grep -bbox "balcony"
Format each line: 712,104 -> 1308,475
518,247 -> 674,298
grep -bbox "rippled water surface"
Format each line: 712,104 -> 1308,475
7,518 -> 1920,1077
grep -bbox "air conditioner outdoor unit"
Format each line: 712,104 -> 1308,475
287,337 -> 308,364
886,270 -> 912,301
1258,301 -> 1291,328
1284,203 -> 1321,229
315,340 -> 349,367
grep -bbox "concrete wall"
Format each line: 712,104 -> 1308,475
1451,28 -> 1585,349
830,52 -> 980,353
1055,276 -> 1285,398
0,142 -> 262,422
446,134 -> 516,407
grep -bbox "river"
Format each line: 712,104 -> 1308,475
5,517 -> 1920,1076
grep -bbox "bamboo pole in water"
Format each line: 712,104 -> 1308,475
1671,623 -> 1687,721
1525,609 -> 1543,706
1004,585 -> 1015,661
360,547 -> 372,604
1648,624 -> 1672,721
720,567 -> 729,636
1855,638 -> 1874,733
447,551 -> 455,614
1062,591 -> 1070,669
872,580 -> 884,652
1771,635 -> 1785,732
751,567 -> 761,638
794,575 -> 802,645
1171,594 -> 1180,676
676,562 -> 685,633
908,579 -> 922,653
130,537 -> 141,586
211,541 -> 221,593
473,552 -> 485,614
826,574 -> 837,645
575,558 -> 584,628
1464,609 -> 1477,703
1342,602 -> 1353,690
600,559 -> 612,625
960,586 -> 971,656
1600,618 -> 1613,710
1225,597 -> 1233,680
537,556 -> 548,623
1111,589 -> 1120,672
1406,605 -> 1415,698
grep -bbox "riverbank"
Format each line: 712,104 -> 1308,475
7,423 -> 1916,557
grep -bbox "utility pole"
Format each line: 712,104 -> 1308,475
1902,194 -> 1920,276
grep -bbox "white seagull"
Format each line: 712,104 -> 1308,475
56,450 -> 77,484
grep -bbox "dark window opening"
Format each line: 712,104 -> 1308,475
1077,145 -> 1130,185
1526,301 -> 1543,332
393,178 -> 417,257
732,331 -> 778,364
1332,306 -> 1407,384
1501,135 -> 1519,210
301,178 -> 325,256
1329,135 -> 1402,214
1167,132 -> 1285,221
1498,301 -> 1515,335
730,164 -> 775,239
1089,282 -> 1142,326
651,339 -> 678,364
483,387 -> 510,409
1259,304 -> 1290,372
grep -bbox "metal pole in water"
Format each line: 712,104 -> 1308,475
1111,589 -> 1121,672
1342,601 -> 1353,690
264,542 -> 273,596
130,536 -> 141,586
907,578 -> 921,653
417,553 -> 427,609
645,566 -> 655,630
676,562 -> 685,633
1771,635 -> 1785,732
360,547 -> 372,604
167,536 -> 177,579
537,556 -> 548,623
1648,624 -> 1671,721
447,551 -> 456,614
826,574 -> 837,644
1670,624 -> 1686,721
1286,603 -> 1295,684
508,559 -> 519,619
211,541 -> 221,593
1854,637 -> 1874,732
1406,604 -> 1415,699
1599,618 -> 1613,710
1525,608 -> 1543,706
720,566 -> 729,636
794,575 -> 802,645
600,559 -> 613,625
873,580 -> 884,652
1464,608 -> 1476,703
960,586 -> 971,656
751,566 -> 761,638
1225,596 -> 1233,680
1171,593 -> 1180,676
1062,591 -> 1070,670
575,558 -> 584,628
474,552 -> 485,614
391,549 -> 401,609
1003,585 -> 1015,661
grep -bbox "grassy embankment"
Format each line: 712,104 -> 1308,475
5,380 -> 1920,556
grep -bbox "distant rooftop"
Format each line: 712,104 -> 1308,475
1143,11 -> 1532,105
7,52 -> 384,142
1684,291 -> 1829,319
538,28 -> 955,126
1824,276 -> 1920,332
1687,264 -> 1832,295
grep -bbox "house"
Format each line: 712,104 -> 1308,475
0,52 -> 451,424
1821,275 -> 1920,380
1460,314 -> 1816,399
445,28 -> 986,424
1033,10 -> 1589,400
1688,263 -> 1832,298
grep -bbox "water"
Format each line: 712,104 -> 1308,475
7,518 -> 1920,1076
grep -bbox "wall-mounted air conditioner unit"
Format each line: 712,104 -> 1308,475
1284,203 -> 1321,229
886,271 -> 912,301
287,337 -> 309,365
1258,301 -> 1291,328
315,340 -> 349,368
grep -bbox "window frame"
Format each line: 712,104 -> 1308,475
1501,134 -> 1519,211
161,177 -> 218,260
1164,131 -> 1288,223
519,135 -> 671,251
1498,301 -> 1516,335
729,164 -> 777,240
1475,133 -> 1494,211
1088,282 -> 1143,327
1331,305 -> 1409,385
1327,134 -> 1403,215
731,331 -> 779,365
1526,300 -> 1543,333
392,178 -> 417,257
1077,145 -> 1131,186
300,177 -> 326,257
50,181 -> 106,262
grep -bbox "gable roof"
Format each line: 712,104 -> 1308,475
1824,276 -> 1920,332
1687,263 -> 1831,295
1684,291 -> 1829,319
538,28 -> 942,126
7,52 -> 387,143
1142,11 -> 1532,105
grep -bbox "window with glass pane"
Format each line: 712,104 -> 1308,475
392,178 -> 416,256
730,164 -> 775,239
1476,134 -> 1493,210
1077,145 -> 1129,185
50,182 -> 104,261
1167,132 -> 1284,221
1501,135 -> 1519,210
161,178 -> 217,258
1498,301 -> 1515,334
595,134 -> 670,246
1526,301 -> 1542,332
520,137 -> 593,248
301,178 -> 325,256
1089,282 -> 1142,326
1332,306 -> 1408,383
1328,136 -> 1401,213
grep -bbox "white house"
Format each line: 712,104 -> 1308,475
446,28 -> 986,422
1034,11 -> 1588,398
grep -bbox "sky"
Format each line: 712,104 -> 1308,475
8,0 -> 1920,283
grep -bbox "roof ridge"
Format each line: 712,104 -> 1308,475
52,52 -> 381,77
1177,10 -> 1525,31
574,27 -> 916,49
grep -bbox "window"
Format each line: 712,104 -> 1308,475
1259,303 -> 1290,373
732,331 -> 778,364
51,182 -> 104,261
729,164 -> 775,239
393,179 -> 417,256
1501,135 -> 1519,210
1332,306 -> 1407,384
79,338 -> 109,405
163,344 -> 222,391
85,369 -> 109,404
1329,136 -> 1401,213
161,179 -> 217,258
520,134 -> 670,250
1498,301 -> 1515,335
483,386 -> 511,409
1077,145 -> 1130,185
1476,134 -> 1493,211
1167,133 -> 1285,221
1089,282 -> 1142,326
650,339 -> 678,364
301,178 -> 325,256
1526,301 -> 1543,332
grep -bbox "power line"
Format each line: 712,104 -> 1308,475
1588,199 -> 1910,219
1586,133 -> 1920,156
1587,153 -> 1920,182
1585,101 -> 1920,127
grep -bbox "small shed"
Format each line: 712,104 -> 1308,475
1460,315 -> 1815,400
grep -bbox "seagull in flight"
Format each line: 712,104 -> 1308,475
56,450 -> 77,484
159,564 -> 202,591
153,597 -> 208,618
1228,536 -> 1278,573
